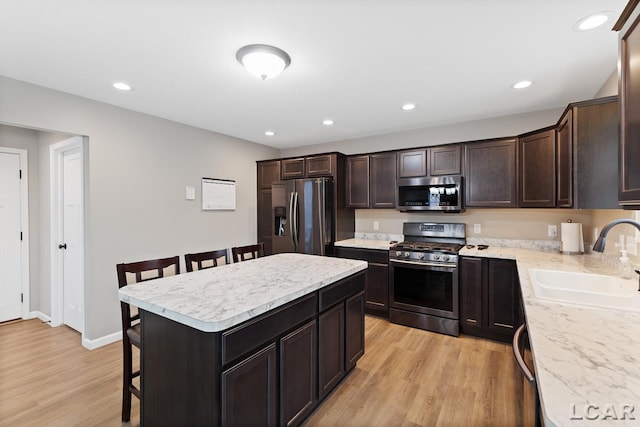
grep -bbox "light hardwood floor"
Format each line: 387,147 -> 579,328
0,317 -> 534,427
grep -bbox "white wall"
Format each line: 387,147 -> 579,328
0,76 -> 279,340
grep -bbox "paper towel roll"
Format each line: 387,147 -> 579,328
561,222 -> 584,254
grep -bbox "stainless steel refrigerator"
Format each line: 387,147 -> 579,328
272,178 -> 333,256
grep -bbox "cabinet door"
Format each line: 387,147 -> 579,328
258,160 -> 281,189
459,257 -> 484,335
465,138 -> 518,207
345,292 -> 365,371
397,149 -> 427,177
282,158 -> 306,179
346,155 -> 370,208
257,189 -> 273,256
486,259 -> 521,336
519,129 -> 556,207
222,343 -> 277,427
306,154 -> 335,177
556,110 -> 573,207
280,321 -> 317,427
370,152 -> 397,208
430,145 -> 461,175
365,262 -> 389,313
620,10 -> 640,205
318,303 -> 345,399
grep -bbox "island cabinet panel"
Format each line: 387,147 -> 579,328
280,321 -> 317,427
459,256 -> 521,343
370,152 -> 397,208
318,303 -> 345,399
518,128 -> 556,208
619,6 -> 640,206
138,268 -> 366,427
464,138 -> 518,208
222,344 -> 277,427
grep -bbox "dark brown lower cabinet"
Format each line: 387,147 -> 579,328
222,344 -> 277,426
140,271 -> 365,427
280,321 -> 317,427
460,256 -> 521,343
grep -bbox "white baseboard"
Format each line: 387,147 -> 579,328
82,330 -> 122,350
29,311 -> 52,323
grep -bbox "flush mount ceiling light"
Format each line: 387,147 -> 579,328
513,80 -> 532,89
575,12 -> 611,31
402,103 -> 416,111
236,44 -> 291,80
265,130 -> 276,136
322,119 -> 334,126
112,81 -> 131,91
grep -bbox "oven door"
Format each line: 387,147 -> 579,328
389,259 -> 459,320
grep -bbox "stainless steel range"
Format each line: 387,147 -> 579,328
389,222 -> 466,336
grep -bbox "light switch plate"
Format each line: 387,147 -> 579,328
548,225 -> 557,237
473,224 -> 481,234
373,221 -> 379,230
185,186 -> 196,200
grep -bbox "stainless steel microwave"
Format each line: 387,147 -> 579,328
396,176 -> 463,212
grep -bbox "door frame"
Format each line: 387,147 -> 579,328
0,146 -> 30,320
50,136 -> 86,333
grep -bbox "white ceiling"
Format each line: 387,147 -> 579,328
0,0 -> 627,149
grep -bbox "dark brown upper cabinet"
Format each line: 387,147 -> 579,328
617,6 -> 640,207
346,155 -> 370,208
257,160 -> 281,190
518,128 -> 556,208
563,97 -> 619,209
306,154 -> 335,177
346,152 -> 397,209
430,145 -> 462,175
397,145 -> 461,178
556,110 -> 573,207
370,152 -> 397,208
464,138 -> 518,208
282,158 -> 306,179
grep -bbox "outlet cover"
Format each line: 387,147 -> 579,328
548,225 -> 557,237
185,186 -> 196,200
473,224 -> 481,234
373,221 -> 379,231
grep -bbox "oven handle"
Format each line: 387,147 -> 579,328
389,259 -> 457,269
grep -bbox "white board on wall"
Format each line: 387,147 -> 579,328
202,178 -> 236,210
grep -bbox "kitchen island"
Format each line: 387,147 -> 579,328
118,253 -> 367,427
461,246 -> 640,427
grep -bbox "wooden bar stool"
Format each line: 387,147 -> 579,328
116,255 -> 180,422
231,243 -> 265,262
184,248 -> 230,272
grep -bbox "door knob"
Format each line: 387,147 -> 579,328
58,243 -> 67,249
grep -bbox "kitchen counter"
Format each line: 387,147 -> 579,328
461,246 -> 640,426
118,252 -> 367,332
334,238 -> 394,251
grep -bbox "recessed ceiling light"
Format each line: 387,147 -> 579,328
402,103 -> 416,111
575,12 -> 610,31
513,80 -> 532,89
322,119 -> 334,126
265,131 -> 276,136
112,81 -> 131,91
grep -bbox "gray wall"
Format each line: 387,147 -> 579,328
0,76 -> 279,340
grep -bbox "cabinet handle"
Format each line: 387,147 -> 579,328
512,324 -> 535,384
494,322 -> 514,329
465,319 -> 477,324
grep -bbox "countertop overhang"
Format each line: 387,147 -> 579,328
462,246 -> 640,427
118,253 -> 367,333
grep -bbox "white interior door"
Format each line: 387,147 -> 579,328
0,152 -> 23,322
61,149 -> 84,332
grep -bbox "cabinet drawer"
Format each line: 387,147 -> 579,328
222,293 -> 317,365
319,272 -> 365,312
333,247 -> 388,264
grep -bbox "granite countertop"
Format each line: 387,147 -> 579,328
462,246 -> 640,427
118,253 -> 367,333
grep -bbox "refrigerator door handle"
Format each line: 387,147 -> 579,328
293,191 -> 299,249
317,180 -> 325,256
289,192 -> 296,250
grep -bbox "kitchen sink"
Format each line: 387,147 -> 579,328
529,269 -> 640,312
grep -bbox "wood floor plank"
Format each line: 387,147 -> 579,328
0,316 -> 533,426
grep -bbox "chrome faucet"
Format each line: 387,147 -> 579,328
592,219 -> 640,291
